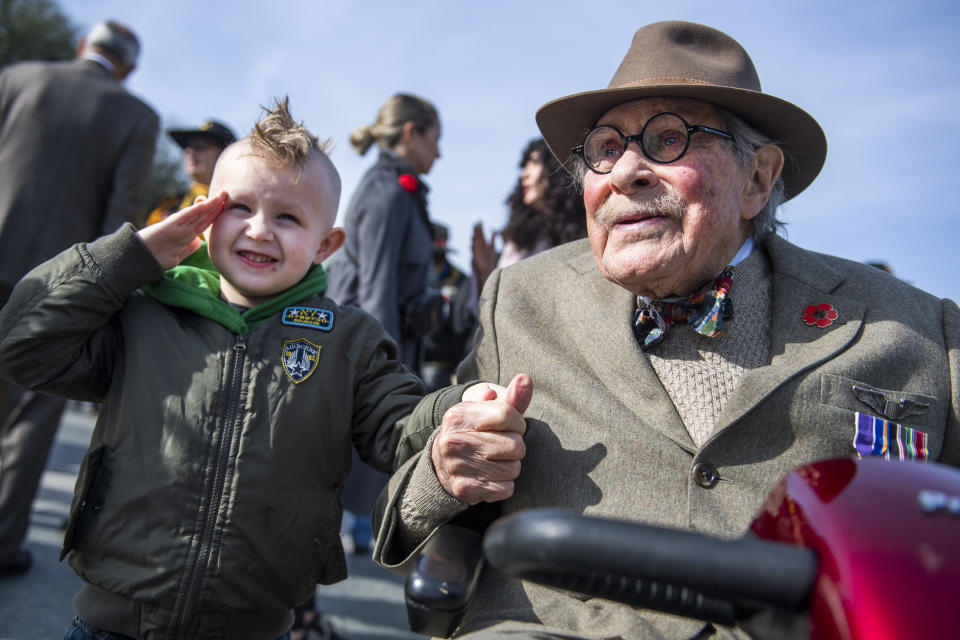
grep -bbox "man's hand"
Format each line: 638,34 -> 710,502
137,191 -> 227,270
432,373 -> 533,504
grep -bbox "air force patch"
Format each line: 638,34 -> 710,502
282,306 -> 334,331
282,339 -> 321,384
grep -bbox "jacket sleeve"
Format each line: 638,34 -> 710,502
0,224 -> 163,400
101,109 -> 159,232
349,308 -> 468,475
940,297 -> 960,465
354,186 -> 416,342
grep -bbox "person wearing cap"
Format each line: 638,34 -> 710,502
372,20 -> 960,639
0,20 -> 158,578
145,120 -> 235,226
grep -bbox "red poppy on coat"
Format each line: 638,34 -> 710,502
803,303 -> 838,327
398,174 -> 418,193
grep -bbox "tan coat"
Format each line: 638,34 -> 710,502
376,235 -> 960,639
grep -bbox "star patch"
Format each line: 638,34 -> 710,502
282,339 -> 321,384
282,306 -> 334,331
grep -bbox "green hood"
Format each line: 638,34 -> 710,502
142,245 -> 328,333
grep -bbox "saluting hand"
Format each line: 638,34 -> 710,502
432,373 -> 533,505
137,191 -> 228,271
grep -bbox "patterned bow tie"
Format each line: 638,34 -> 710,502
633,268 -> 734,350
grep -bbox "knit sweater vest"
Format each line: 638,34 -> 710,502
647,247 -> 772,447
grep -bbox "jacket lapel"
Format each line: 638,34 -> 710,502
716,236 -> 866,431
568,250 -> 695,450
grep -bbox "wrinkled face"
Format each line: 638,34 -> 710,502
521,151 -> 548,209
581,97 -> 756,299
205,142 -> 343,308
406,121 -> 442,175
182,136 -> 223,185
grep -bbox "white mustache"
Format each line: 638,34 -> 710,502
594,190 -> 688,228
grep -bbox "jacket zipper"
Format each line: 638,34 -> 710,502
172,335 -> 247,637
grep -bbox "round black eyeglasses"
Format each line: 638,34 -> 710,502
572,112 -> 733,174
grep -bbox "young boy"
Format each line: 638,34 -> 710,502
0,99 -> 462,639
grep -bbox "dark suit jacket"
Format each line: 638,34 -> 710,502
0,58 -> 158,288
376,235 -> 960,639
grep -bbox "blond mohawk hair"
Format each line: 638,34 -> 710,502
249,96 -> 332,171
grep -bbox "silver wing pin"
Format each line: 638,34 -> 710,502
852,385 -> 886,416
852,384 -> 930,421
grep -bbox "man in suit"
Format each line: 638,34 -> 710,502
372,20 -> 960,639
0,20 -> 158,577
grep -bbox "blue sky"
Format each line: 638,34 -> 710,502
60,0 -> 960,302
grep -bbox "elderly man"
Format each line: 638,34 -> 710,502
373,20 -> 960,640
0,20 -> 158,577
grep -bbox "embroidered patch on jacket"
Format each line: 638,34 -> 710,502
282,339 -> 321,384
282,306 -> 334,331
853,412 -> 928,461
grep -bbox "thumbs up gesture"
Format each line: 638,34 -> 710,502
431,374 -> 533,505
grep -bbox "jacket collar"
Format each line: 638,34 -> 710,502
568,235 -> 867,449
80,51 -> 115,74
377,149 -> 430,194
76,56 -> 116,80
711,234 -> 866,436
565,243 -> 696,450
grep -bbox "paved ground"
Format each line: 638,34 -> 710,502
0,404 -> 426,640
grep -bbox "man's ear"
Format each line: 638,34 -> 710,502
313,228 -> 346,264
741,145 -> 784,220
115,62 -> 135,82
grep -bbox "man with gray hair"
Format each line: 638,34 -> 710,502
0,20 -> 158,577
373,20 -> 960,639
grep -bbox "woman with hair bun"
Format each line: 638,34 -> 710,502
323,94 -> 441,587
327,93 -> 441,371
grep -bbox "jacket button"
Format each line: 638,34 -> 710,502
692,462 -> 719,489
92,503 -> 102,513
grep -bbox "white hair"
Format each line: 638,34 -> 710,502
85,21 -> 140,68
716,106 -> 787,245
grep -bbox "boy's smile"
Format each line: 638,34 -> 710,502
203,141 -> 344,308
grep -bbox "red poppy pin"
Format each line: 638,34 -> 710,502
803,303 -> 838,327
398,173 -> 418,193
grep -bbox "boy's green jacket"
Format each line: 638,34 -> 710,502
0,225 -> 462,640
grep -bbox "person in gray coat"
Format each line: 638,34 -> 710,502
326,93 -> 442,372
325,93 -> 443,558
0,20 -> 158,577
372,20 -> 960,640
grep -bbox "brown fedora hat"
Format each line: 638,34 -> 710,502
535,21 -> 826,201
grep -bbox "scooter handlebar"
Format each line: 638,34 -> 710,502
483,509 -> 817,624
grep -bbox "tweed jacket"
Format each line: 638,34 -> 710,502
375,235 -> 960,639
0,58 -> 158,288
